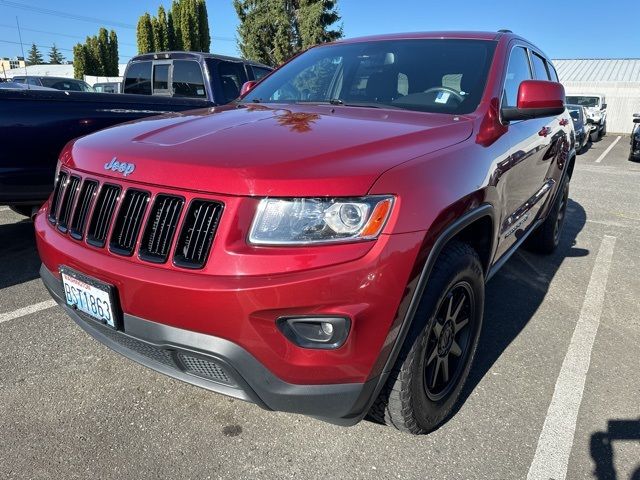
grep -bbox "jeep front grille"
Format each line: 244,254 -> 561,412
48,171 -> 67,224
56,175 -> 80,233
70,180 -> 97,240
174,200 -> 223,269
139,195 -> 184,263
87,184 -> 121,248
47,170 -> 223,269
109,189 -> 149,256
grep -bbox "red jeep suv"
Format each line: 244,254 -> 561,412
36,31 -> 574,434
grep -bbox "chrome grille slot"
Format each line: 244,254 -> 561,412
87,184 -> 121,248
48,171 -> 68,224
173,200 -> 223,269
56,175 -> 80,232
70,180 -> 98,240
139,195 -> 184,263
109,189 -> 149,256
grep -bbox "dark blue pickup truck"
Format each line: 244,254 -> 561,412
0,52 -> 271,216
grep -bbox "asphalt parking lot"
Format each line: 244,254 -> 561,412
1,134 -> 639,480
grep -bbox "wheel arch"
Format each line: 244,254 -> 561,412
353,202 -> 497,422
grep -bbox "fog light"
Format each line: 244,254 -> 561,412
277,316 -> 350,349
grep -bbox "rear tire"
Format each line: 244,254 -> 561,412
524,175 -> 570,254
368,241 -> 484,434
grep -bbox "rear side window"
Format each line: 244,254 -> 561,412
530,52 -> 550,81
172,60 -> 206,98
124,61 -> 152,95
503,46 -> 532,108
252,66 -> 271,81
547,63 -> 559,82
217,61 -> 247,103
27,77 -> 41,86
12,77 -> 25,83
153,63 -> 170,92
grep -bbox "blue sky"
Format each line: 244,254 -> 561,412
0,0 -> 638,64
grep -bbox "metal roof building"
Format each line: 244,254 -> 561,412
553,59 -> 640,133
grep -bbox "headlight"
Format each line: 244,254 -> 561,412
249,196 -> 394,245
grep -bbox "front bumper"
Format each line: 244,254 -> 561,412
41,265 -> 377,425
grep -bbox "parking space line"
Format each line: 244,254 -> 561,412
0,300 -> 57,325
595,136 -> 621,163
527,235 -> 617,480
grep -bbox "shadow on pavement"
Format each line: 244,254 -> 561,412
0,218 -> 40,289
590,418 -> 640,480
455,198 -> 588,415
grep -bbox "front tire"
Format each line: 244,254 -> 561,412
368,241 -> 484,434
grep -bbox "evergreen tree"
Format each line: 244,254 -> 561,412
96,28 -> 110,75
234,0 -> 342,66
136,12 -> 155,54
196,0 -> 210,52
73,28 -> 119,78
154,6 -> 170,51
73,44 -> 87,79
137,0 -> 210,54
108,30 -> 119,76
48,44 -> 65,64
26,43 -> 44,65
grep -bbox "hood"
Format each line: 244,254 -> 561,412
67,104 -> 473,197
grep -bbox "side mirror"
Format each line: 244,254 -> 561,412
601,103 -> 607,109
501,80 -> 566,122
633,118 -> 640,124
240,80 -> 258,97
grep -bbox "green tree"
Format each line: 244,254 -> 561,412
108,30 -> 119,75
153,5 -> 170,51
234,0 -> 342,67
48,44 -> 65,64
138,0 -> 209,53
26,43 -> 44,65
73,28 -> 119,78
136,12 -> 155,54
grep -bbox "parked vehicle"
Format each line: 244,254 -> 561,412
36,31 -> 574,434
565,93 -> 607,141
567,104 -> 591,153
630,113 -> 640,161
0,89 -> 212,215
1,53 -> 272,215
0,81 -> 56,91
11,75 -> 95,92
93,82 -> 121,94
122,52 -> 272,103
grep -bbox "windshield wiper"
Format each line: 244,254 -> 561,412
295,99 -> 344,106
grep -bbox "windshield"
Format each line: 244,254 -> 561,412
242,39 -> 497,115
566,96 -> 600,108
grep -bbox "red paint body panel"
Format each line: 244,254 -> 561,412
517,80 -> 566,109
64,105 -> 473,197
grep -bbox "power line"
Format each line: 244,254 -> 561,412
0,1 -> 235,42
0,0 -> 135,29
0,23 -> 138,48
0,38 -> 133,59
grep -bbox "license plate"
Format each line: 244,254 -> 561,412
60,267 -> 116,328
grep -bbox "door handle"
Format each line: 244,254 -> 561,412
559,118 -> 569,127
538,127 -> 551,137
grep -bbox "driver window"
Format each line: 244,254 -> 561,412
271,56 -> 342,102
503,46 -> 532,108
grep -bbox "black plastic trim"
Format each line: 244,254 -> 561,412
40,264 -> 367,425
